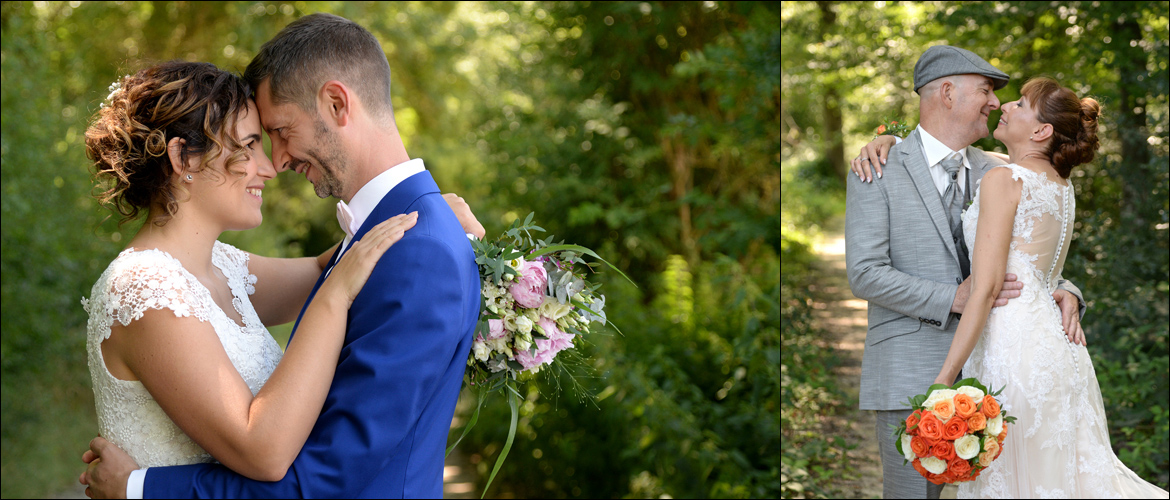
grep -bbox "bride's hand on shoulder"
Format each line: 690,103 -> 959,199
323,212 -> 418,306
850,134 -> 897,182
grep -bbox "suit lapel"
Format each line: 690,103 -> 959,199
901,130 -> 961,267
287,171 -> 442,346
289,242 -> 343,345
965,146 -> 997,190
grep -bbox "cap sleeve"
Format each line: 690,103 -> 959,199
87,250 -> 212,342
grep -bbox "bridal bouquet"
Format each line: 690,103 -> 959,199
892,378 -> 1016,484
449,212 -> 633,497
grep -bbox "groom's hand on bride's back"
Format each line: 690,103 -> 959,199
79,436 -> 135,499
1053,289 -> 1086,346
443,193 -> 486,239
951,273 -> 1023,313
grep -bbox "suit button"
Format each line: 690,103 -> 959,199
956,278 -> 962,284
954,236 -> 959,243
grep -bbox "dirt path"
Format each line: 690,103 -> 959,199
809,216 -> 956,499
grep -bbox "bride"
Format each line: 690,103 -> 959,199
79,61 -> 482,483
928,77 -> 1168,498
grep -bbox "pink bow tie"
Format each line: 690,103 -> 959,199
336,201 -> 359,240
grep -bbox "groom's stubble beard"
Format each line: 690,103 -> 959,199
306,116 -> 349,199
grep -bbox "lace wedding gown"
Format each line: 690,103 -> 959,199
956,164 -> 1169,498
81,241 -> 283,467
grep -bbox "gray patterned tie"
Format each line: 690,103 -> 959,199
940,153 -> 970,277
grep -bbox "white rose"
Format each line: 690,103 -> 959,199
540,296 -> 572,320
920,456 -> 948,475
922,389 -> 958,410
954,434 -> 981,460
515,316 -> 534,335
473,341 -> 490,362
900,433 -> 915,462
956,386 -> 986,401
986,414 -> 1003,436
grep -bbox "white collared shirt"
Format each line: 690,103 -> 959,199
892,126 -> 971,198
915,125 -> 970,198
338,158 -> 426,256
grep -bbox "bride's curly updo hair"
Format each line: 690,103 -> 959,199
85,61 -> 253,226
1019,77 -> 1102,178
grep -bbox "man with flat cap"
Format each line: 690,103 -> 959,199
842,45 -> 1087,498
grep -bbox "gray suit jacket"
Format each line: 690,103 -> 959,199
845,129 -> 1085,411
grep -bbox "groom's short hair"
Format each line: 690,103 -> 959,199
245,13 -> 394,126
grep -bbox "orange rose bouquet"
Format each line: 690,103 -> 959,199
891,378 -> 1016,484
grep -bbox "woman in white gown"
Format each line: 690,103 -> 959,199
927,77 -> 1169,498
79,61 -> 481,483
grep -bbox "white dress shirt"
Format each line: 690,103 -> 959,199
126,158 -> 428,499
894,125 -> 969,199
337,158 -> 427,257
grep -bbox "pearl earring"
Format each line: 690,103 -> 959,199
186,174 -> 193,181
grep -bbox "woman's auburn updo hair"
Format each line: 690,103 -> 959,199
85,61 -> 253,226
1019,77 -> 1102,178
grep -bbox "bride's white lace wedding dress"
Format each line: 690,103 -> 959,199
956,164 -> 1168,498
81,241 -> 283,467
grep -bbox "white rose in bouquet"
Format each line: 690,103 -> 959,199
922,389 -> 958,410
515,315 -> 534,335
473,341 -> 490,362
920,456 -> 948,474
986,413 -> 1004,436
954,434 -> 981,460
901,433 -> 915,462
956,385 -> 986,401
540,296 -> 572,321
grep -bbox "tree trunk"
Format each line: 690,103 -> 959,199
662,136 -> 699,266
817,1 -> 846,182
1113,15 -> 1151,226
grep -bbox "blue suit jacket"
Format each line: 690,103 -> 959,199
144,171 -> 480,498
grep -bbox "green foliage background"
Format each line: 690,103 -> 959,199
0,1 -> 779,498
781,1 -> 1169,497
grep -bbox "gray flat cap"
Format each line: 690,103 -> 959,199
914,45 -> 1009,94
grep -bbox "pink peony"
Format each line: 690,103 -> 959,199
509,260 -> 548,309
487,319 -> 505,340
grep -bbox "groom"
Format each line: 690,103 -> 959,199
81,13 -> 481,498
844,45 -> 1087,499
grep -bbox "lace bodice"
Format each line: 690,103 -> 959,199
961,163 -> 1074,295
81,241 -> 283,467
956,165 -> 1168,498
